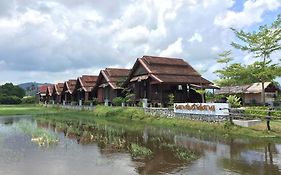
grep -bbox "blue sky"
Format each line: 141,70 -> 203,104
0,0 -> 280,85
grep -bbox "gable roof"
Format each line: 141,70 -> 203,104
38,85 -> 48,94
125,55 -> 212,85
215,82 -> 276,95
245,82 -> 272,94
64,79 -> 77,94
53,83 -> 64,95
46,85 -> 54,96
77,75 -> 98,92
96,68 -> 130,90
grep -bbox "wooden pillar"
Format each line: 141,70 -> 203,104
85,92 -> 89,101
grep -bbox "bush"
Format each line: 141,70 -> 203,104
112,97 -> 124,106
22,96 -> 36,104
168,94 -> 175,108
226,95 -> 241,108
92,98 -> 99,105
0,95 -> 22,104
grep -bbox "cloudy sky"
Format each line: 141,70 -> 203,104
0,0 -> 280,85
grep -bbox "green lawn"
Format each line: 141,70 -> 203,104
1,104 -> 281,139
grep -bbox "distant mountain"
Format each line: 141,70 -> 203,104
17,82 -> 50,96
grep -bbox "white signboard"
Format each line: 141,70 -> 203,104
174,103 -> 229,116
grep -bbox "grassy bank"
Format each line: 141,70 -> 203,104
1,105 -> 281,139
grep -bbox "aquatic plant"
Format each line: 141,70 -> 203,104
15,121 -> 59,147
160,143 -> 198,161
129,143 -> 152,158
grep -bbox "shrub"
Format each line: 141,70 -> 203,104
226,95 -> 241,108
22,96 -> 36,104
112,97 -> 124,106
168,94 -> 175,108
92,98 -> 99,105
0,95 -> 22,104
129,143 -> 152,158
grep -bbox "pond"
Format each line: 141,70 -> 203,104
0,116 -> 281,175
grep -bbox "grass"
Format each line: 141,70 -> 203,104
14,120 -> 59,146
1,104 -> 281,139
129,143 -> 152,158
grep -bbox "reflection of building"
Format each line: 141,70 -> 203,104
215,82 -> 280,105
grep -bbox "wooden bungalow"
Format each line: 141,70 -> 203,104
73,75 -> 98,104
94,68 -> 130,104
36,85 -> 48,103
215,82 -> 280,106
52,83 -> 64,104
123,55 -> 215,107
46,85 -> 54,104
61,80 -> 77,104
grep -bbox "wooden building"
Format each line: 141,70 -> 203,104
52,83 -> 64,104
73,75 -> 98,104
216,82 -> 280,105
46,85 -> 54,104
61,80 -> 77,104
36,85 -> 48,103
94,68 -> 130,104
123,55 -> 214,107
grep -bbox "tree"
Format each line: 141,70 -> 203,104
0,83 -> 25,98
231,14 -> 281,105
214,51 -> 252,86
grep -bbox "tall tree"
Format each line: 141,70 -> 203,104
214,50 -> 252,86
231,14 -> 281,105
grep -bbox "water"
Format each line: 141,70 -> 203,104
0,116 -> 281,175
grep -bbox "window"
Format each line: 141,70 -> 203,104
178,85 -> 183,90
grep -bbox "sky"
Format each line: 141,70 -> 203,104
0,0 -> 280,85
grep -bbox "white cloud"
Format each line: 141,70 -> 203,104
188,32 -> 203,43
0,0 -> 280,84
160,38 -> 183,57
214,0 -> 281,28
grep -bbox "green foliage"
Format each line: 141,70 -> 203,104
0,95 -> 22,104
0,83 -> 25,98
22,96 -> 36,104
160,143 -> 197,161
168,94 -> 175,107
226,95 -> 241,108
129,143 -> 152,158
15,121 -> 59,146
112,97 -> 124,106
92,98 -> 99,105
124,93 -> 134,104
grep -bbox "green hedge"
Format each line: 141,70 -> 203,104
243,106 -> 281,119
0,95 -> 22,104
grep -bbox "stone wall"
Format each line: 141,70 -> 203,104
144,107 -> 228,122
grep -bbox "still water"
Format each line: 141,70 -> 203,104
0,116 -> 281,175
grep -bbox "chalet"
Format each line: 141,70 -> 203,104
36,85 -> 48,103
94,68 -> 130,104
46,85 -> 54,104
123,55 -> 215,107
215,82 -> 280,105
73,75 -> 98,104
61,80 -> 77,104
52,83 -> 64,104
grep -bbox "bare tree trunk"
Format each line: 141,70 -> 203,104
262,81 -> 265,106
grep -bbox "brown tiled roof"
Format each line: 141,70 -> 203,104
101,68 -> 130,89
65,79 -> 77,94
38,85 -> 48,94
126,55 -> 212,85
215,84 -> 251,95
79,75 -> 98,92
54,83 -> 64,95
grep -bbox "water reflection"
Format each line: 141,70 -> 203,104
0,116 -> 281,175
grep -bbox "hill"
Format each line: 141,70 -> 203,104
17,82 -> 50,96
